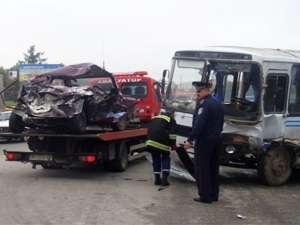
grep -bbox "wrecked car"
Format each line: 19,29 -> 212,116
9,63 -> 135,133
163,46 -> 300,185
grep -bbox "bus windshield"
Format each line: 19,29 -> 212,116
166,59 -> 204,113
166,59 -> 261,121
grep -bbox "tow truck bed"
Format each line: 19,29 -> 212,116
0,128 -> 147,140
1,128 -> 148,171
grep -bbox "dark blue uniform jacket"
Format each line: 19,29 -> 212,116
190,95 -> 224,142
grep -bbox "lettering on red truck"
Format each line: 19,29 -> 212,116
116,78 -> 142,83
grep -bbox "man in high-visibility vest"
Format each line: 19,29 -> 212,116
145,108 -> 177,186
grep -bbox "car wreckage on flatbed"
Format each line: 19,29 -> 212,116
3,63 -> 147,171
9,63 -> 135,133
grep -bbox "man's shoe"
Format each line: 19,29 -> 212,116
154,174 -> 161,185
193,197 -> 212,204
161,172 -> 170,186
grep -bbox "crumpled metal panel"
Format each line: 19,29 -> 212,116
223,121 -> 264,148
263,114 -> 284,140
13,64 -> 134,130
16,79 -> 92,118
37,63 -> 113,79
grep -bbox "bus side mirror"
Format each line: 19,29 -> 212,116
161,69 -> 169,96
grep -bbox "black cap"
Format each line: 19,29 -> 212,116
192,81 -> 209,89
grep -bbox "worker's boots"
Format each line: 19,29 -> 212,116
154,174 -> 162,185
161,172 -> 170,186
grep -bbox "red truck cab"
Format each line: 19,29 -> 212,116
113,71 -> 161,122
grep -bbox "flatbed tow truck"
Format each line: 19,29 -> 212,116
1,128 -> 148,171
0,64 -> 150,172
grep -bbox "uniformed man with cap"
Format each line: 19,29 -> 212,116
145,108 -> 177,186
184,81 -> 224,203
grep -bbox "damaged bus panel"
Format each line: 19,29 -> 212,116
164,46 -> 300,185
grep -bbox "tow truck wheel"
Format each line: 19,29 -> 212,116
41,163 -> 63,170
107,141 -> 128,172
258,146 -> 292,186
27,137 -> 46,152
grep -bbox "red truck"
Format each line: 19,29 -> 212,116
113,71 -> 162,122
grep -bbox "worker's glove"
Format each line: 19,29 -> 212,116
171,145 -> 177,151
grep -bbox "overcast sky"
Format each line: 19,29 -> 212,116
0,0 -> 299,78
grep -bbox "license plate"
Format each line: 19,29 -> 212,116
29,154 -> 52,161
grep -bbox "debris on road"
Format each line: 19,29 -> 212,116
236,214 -> 247,220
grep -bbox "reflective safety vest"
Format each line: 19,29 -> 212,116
145,114 -> 177,151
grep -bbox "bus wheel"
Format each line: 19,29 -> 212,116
258,146 -> 291,186
107,141 -> 128,172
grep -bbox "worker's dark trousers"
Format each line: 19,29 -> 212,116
194,137 -> 221,201
147,147 -> 170,174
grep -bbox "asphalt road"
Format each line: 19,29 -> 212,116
0,142 -> 300,225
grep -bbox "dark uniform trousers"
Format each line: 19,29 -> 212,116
147,146 -> 171,174
194,137 -> 222,201
145,114 -> 176,175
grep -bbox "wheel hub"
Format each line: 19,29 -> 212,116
271,155 -> 288,176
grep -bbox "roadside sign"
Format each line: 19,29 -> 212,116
19,64 -> 62,81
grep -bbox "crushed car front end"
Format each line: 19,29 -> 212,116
11,63 -> 134,133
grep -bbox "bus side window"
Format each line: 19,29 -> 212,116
264,74 -> 288,114
289,66 -> 300,115
223,74 -> 234,103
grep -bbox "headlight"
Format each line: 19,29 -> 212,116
29,99 -> 51,114
29,104 -> 51,114
225,145 -> 236,154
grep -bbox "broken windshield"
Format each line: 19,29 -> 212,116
212,63 -> 261,121
166,59 -> 204,113
166,59 -> 261,121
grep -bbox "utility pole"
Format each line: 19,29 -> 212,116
0,74 -> 4,111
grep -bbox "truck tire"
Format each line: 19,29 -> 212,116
258,146 -> 292,186
9,112 -> 25,133
27,137 -> 46,152
68,113 -> 87,133
107,141 -> 128,172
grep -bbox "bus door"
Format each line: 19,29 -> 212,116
285,65 -> 300,141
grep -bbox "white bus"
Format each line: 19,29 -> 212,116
163,46 -> 300,185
